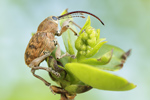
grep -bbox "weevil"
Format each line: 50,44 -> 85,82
24,10 -> 104,90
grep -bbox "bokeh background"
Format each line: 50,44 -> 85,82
0,0 -> 150,100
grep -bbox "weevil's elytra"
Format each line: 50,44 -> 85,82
24,10 -> 104,92
25,32 -> 56,65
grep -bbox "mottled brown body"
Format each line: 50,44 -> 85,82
24,16 -> 58,66
25,32 -> 56,65
24,15 -> 80,96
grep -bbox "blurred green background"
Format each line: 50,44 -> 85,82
0,0 -> 149,100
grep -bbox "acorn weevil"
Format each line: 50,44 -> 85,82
24,10 -> 104,90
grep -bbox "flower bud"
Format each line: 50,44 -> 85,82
75,16 -> 106,58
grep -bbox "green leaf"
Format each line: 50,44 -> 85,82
79,49 -> 113,65
85,40 -> 107,58
65,63 -> 136,91
68,40 -> 75,55
65,84 -> 92,93
59,9 -> 78,55
92,44 -> 128,71
78,16 -> 91,35
59,9 -> 69,26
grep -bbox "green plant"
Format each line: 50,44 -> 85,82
47,9 -> 136,100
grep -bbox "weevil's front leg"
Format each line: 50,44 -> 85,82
69,20 -> 82,29
29,52 -> 60,86
55,41 -> 75,59
56,19 -> 81,36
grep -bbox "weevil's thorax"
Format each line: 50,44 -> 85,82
37,16 -> 59,35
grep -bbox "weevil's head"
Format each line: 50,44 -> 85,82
48,16 -> 59,24
37,11 -> 104,35
37,16 -> 59,35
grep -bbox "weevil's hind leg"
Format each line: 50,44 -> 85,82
29,52 -> 60,90
31,69 -> 51,86
31,69 -> 58,95
56,19 -> 82,36
55,42 -> 76,59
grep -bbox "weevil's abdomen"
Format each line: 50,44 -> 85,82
24,32 -> 55,65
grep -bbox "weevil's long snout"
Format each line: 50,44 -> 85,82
58,11 -> 105,25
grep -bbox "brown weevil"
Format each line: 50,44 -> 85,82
24,10 -> 104,91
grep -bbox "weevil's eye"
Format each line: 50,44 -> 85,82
52,16 -> 58,21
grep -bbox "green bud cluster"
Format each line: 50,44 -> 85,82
75,25 -> 100,57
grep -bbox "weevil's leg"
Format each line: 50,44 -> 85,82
55,41 -> 75,59
29,52 -> 51,68
29,52 -> 60,87
32,66 -> 60,77
56,19 -> 81,36
69,20 -> 82,29
69,20 -> 86,34
31,69 -> 56,94
31,69 -> 51,86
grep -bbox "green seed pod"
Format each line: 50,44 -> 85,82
87,37 -> 96,47
86,26 -> 93,34
79,51 -> 82,55
81,44 -> 87,51
82,32 -> 88,40
86,50 -> 90,55
75,38 -> 83,50
89,32 -> 96,39
79,51 -> 86,56
82,51 -> 86,56
87,46 -> 91,50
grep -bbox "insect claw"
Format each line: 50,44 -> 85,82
52,70 -> 61,77
45,82 -> 51,86
49,86 -> 56,95
76,34 -> 79,37
70,55 -> 76,59
47,68 -> 61,77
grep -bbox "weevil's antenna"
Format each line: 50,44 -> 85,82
58,11 -> 104,25
59,15 -> 85,19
